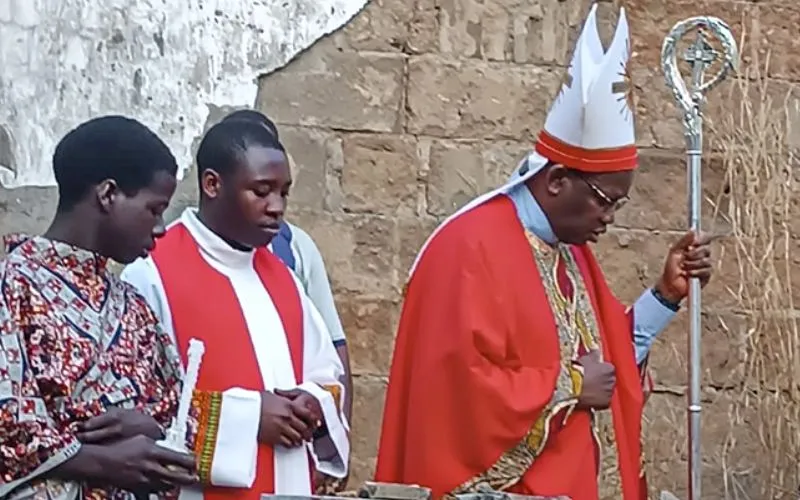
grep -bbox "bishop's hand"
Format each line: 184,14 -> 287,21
656,230 -> 714,303
258,391 -> 314,448
576,351 -> 616,410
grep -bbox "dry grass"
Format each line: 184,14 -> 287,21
701,46 -> 800,499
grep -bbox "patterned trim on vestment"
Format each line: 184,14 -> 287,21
191,390 -> 223,484
322,384 -> 342,412
449,232 -> 604,496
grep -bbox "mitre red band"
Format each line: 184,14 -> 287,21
535,129 -> 638,173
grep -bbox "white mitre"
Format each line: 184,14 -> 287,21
521,4 -> 638,178
408,4 -> 638,276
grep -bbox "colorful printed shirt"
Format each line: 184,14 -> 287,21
0,234 -> 217,500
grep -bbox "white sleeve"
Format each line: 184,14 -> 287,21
297,293 -> 350,479
121,258 -> 263,489
120,257 -> 172,329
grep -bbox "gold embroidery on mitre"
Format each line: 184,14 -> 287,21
611,39 -> 635,121
555,64 -> 574,103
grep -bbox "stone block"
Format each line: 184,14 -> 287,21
615,148 -> 728,232
426,139 -> 531,217
438,0 -> 510,61
337,0 -> 413,52
337,292 -> 400,376
407,55 -> 561,140
287,210 -> 399,298
396,215 -> 440,280
257,48 -> 405,133
360,482 -> 431,500
647,311 -> 749,388
348,214 -> 399,291
340,134 -> 420,216
628,67 -> 680,150
426,140 -> 483,216
758,4 -> 800,81
438,0 -> 595,64
591,229 -> 735,310
482,140 -> 532,181
337,0 -> 437,54
350,375 -> 388,486
592,229 -> 670,304
279,126 -> 335,213
405,0 -> 440,55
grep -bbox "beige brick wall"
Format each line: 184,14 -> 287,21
256,0 -> 800,497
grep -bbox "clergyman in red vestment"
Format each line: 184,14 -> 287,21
374,5 -> 715,500
122,119 -> 349,500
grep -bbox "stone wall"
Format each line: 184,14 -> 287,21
1,0 -> 798,497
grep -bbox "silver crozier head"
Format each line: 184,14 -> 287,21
660,16 -> 739,137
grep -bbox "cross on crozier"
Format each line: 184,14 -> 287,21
683,28 -> 718,90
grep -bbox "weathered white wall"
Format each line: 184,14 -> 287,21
0,0 -> 369,187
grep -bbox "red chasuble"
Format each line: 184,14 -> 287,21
151,223 -> 304,500
374,196 -> 646,500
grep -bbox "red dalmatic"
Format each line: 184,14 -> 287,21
151,223 -> 305,500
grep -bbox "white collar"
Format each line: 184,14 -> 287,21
180,208 -> 254,269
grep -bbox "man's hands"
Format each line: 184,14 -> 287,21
69,409 -> 195,493
258,389 -> 322,448
57,435 -> 196,494
656,230 -> 714,304
77,407 -> 163,444
275,388 -> 323,424
96,435 -> 197,492
576,351 -> 616,411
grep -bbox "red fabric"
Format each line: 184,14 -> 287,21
151,223 -> 305,500
570,245 -> 647,500
535,129 -> 638,172
555,254 -> 574,300
374,196 -> 646,500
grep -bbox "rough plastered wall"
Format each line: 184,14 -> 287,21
1,0 -> 799,498
0,0 -> 369,187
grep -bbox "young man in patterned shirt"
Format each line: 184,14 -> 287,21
0,116 -> 273,499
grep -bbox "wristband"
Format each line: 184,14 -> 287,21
651,287 -> 681,312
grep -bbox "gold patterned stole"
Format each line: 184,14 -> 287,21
450,231 -> 623,499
